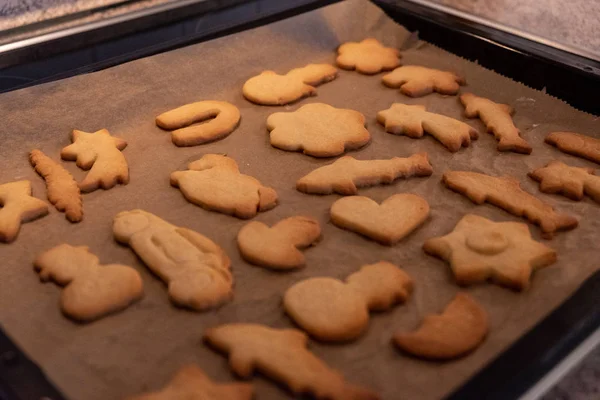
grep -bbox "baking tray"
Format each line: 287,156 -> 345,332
0,1 -> 599,399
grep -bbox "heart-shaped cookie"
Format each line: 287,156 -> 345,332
330,193 -> 429,245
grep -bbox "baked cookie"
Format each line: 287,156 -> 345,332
61,129 -> 129,192
545,131 -> 600,164
284,262 -> 413,341
423,214 -> 557,290
237,216 -> 321,270
30,149 -> 83,223
297,153 -> 433,195
113,209 -> 232,311
267,103 -> 370,157
0,180 -> 48,243
336,38 -> 401,74
330,193 -> 429,245
204,323 -> 379,400
170,154 -> 277,219
34,244 -> 143,322
530,161 -> 600,203
377,103 -> 478,152
442,171 -> 578,238
460,93 -> 532,154
393,293 -> 488,360
126,364 -> 253,400
382,65 -> 464,97
243,64 -> 338,105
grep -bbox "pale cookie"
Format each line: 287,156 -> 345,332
155,101 -> 241,147
267,103 -> 370,157
284,262 -> 413,341
393,292 -> 488,360
170,154 -> 277,219
529,161 -> 600,203
0,180 -> 48,243
113,209 -> 232,311
382,65 -> 464,97
61,128 -> 129,192
336,38 -> 401,74
545,131 -> 600,164
423,214 -> 557,290
460,93 -> 532,154
377,103 -> 478,152
297,152 -> 433,195
243,64 -> 338,105
443,171 -> 578,238
330,193 -> 429,245
237,216 -> 321,270
34,244 -> 143,322
204,323 -> 379,400
30,149 -> 83,223
126,364 -> 254,400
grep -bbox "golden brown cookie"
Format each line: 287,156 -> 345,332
61,129 -> 129,192
382,65 -> 464,97
442,171 -> 578,238
336,38 -> 401,74
529,161 -> 600,202
34,244 -> 143,322
0,180 -> 48,243
113,209 -> 232,311
330,193 -> 429,245
170,154 -> 277,219
460,93 -> 532,154
267,103 -> 370,157
393,292 -> 488,360
545,131 -> 600,164
155,100 -> 241,147
423,214 -> 557,290
243,64 -> 337,105
204,323 -> 379,400
30,149 -> 83,223
237,216 -> 321,270
126,364 -> 254,400
284,262 -> 413,341
297,153 -> 433,195
377,103 -> 478,152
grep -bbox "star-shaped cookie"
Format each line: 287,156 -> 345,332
423,214 -> 556,290
529,160 -> 600,203
0,180 -> 49,243
267,103 -> 370,157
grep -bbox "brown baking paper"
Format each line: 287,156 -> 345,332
1,1 -> 599,399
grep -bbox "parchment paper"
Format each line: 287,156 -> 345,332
1,1 -> 599,399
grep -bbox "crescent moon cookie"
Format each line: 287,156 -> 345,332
336,38 -> 401,74
442,171 -> 578,238
296,152 -> 433,195
237,216 -> 321,270
204,323 -> 379,400
243,64 -> 338,105
34,244 -> 143,322
377,103 -> 478,152
393,292 -> 488,360
460,93 -> 532,154
267,103 -> 370,158
156,100 -> 241,147
284,262 -> 413,342
0,180 -> 49,243
423,214 -> 557,291
330,193 -> 429,245
113,209 -> 233,311
382,65 -> 464,97
170,154 -> 277,219
529,160 -> 600,203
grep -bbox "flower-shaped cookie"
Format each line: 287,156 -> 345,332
336,38 -> 401,74
267,103 -> 370,157
423,214 -> 556,290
